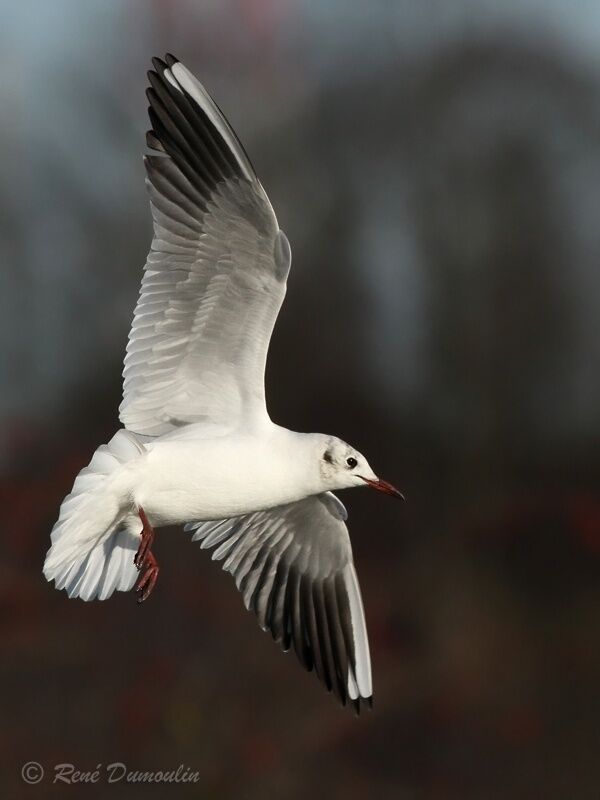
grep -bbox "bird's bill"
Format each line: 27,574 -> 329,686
362,477 -> 404,499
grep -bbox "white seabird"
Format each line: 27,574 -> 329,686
43,54 -> 402,711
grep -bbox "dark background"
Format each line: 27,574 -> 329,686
1,1 -> 599,798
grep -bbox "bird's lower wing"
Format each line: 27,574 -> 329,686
185,492 -> 372,711
120,55 -> 291,437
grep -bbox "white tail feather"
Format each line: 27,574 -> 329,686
43,430 -> 144,601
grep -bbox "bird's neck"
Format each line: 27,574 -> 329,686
266,426 -> 326,499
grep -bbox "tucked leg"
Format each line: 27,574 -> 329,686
134,507 -> 160,603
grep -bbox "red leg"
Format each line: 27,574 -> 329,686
134,507 -> 160,603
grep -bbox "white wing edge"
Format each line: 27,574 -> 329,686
344,563 -> 373,699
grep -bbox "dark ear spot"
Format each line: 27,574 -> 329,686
323,449 -> 333,464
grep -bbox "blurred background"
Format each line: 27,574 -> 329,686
1,0 -> 600,797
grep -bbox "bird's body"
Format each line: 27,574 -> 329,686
128,426 -> 330,525
43,54 -> 402,710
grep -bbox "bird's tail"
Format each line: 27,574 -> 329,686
43,429 -> 145,601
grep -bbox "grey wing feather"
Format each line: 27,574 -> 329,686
185,493 -> 373,711
120,55 -> 292,436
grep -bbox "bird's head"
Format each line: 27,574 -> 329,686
318,437 -> 403,499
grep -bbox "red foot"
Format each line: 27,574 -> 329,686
134,507 -> 160,603
136,550 -> 159,603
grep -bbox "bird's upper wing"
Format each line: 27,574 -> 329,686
185,492 -> 372,711
120,55 -> 291,437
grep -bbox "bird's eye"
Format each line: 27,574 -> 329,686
346,457 -> 357,469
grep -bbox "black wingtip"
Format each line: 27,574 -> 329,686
348,696 -> 372,716
151,57 -> 167,74
146,130 -> 165,152
165,53 -> 179,68
147,70 -> 164,96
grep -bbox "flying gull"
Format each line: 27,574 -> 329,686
43,54 -> 402,711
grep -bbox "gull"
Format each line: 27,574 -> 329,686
43,54 -> 402,710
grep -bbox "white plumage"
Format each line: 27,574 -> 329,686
43,54 -> 402,711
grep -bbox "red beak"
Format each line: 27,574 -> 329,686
362,477 -> 404,499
